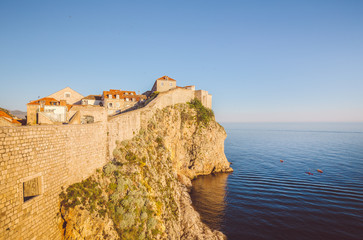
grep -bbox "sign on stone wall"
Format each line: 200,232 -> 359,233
23,177 -> 41,200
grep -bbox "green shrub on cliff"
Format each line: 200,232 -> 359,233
59,177 -> 105,214
188,98 -> 214,125
60,122 -> 177,238
59,103 -> 225,239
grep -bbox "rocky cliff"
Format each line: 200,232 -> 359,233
59,100 -> 232,239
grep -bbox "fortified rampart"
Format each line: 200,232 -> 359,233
0,123 -> 107,240
107,88 -> 196,156
0,87 -> 209,239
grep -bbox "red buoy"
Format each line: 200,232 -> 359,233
317,169 -> 323,173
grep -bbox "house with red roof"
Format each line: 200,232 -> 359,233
26,87 -> 84,125
26,97 -> 70,125
102,89 -> 146,115
81,95 -> 103,106
0,110 -> 21,126
150,75 -> 212,109
46,87 -> 84,105
151,76 -> 177,92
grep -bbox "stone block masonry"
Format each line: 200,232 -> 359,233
107,87 -> 196,157
0,123 -> 107,240
0,87 -> 210,239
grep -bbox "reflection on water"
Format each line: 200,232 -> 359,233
190,173 -> 230,231
191,123 -> 363,239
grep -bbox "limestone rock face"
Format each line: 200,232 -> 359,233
157,105 -> 233,179
60,206 -> 119,240
59,103 -> 232,239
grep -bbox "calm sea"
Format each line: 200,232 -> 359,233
190,123 -> 363,240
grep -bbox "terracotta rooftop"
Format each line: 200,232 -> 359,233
156,76 -> 176,81
28,97 -> 62,105
83,95 -> 102,100
103,89 -> 137,98
27,97 -> 72,110
0,110 -> 21,124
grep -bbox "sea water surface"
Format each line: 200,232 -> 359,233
190,123 -> 363,240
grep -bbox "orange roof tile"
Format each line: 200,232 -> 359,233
27,97 -> 60,105
0,110 -> 12,119
103,89 -> 137,98
83,95 -> 102,100
156,76 -> 176,81
0,110 -> 21,124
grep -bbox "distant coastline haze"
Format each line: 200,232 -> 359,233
0,0 -> 362,122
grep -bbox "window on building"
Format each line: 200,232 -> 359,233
109,94 -> 112,99
116,95 -> 119,99
125,92 -> 128,95
65,92 -> 71,98
125,98 -> 129,102
23,176 -> 42,202
169,83 -> 172,86
108,102 -> 113,108
161,82 -> 164,86
130,92 -> 134,95
132,98 -> 136,102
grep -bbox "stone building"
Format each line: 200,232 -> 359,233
26,87 -> 84,125
195,90 -> 212,109
26,97 -> 70,125
0,86 -> 221,239
81,95 -> 102,106
102,89 -> 146,115
151,76 -> 177,92
151,76 -> 212,109
67,105 -> 107,124
46,87 -> 84,105
0,110 -> 21,126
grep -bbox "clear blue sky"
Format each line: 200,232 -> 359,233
1,0 -> 362,122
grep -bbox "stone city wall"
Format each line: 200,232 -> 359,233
68,105 -> 108,124
107,88 -> 196,157
0,87 -> 211,239
0,123 -> 107,240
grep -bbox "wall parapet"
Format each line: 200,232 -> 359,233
0,87 -> 211,239
107,87 -> 196,157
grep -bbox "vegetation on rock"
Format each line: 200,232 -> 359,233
59,103 -> 230,239
187,99 -> 214,126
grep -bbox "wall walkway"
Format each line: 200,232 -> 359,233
0,87 -> 202,239
107,88 -> 195,156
